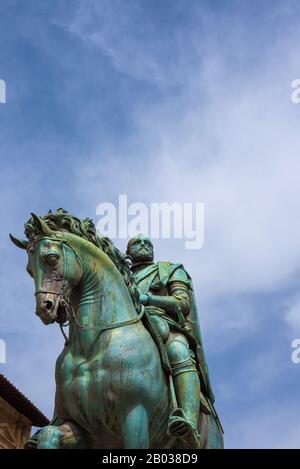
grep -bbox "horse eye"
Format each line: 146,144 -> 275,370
46,254 -> 59,266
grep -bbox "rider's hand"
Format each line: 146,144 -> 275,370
139,294 -> 149,305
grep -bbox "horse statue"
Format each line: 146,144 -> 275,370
10,209 -> 223,449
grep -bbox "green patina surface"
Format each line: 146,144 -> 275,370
10,209 -> 223,449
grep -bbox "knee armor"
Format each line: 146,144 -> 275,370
166,334 -> 197,376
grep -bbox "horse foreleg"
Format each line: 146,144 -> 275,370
121,404 -> 149,449
36,425 -> 63,449
37,421 -> 88,449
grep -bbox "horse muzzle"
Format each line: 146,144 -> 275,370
35,294 -> 60,325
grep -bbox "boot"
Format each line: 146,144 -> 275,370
168,408 -> 201,449
167,371 -> 201,449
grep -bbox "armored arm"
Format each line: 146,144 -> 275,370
139,268 -> 191,326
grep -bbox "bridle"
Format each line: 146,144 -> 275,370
30,236 -> 144,345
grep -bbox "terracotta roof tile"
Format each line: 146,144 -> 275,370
0,373 -> 49,427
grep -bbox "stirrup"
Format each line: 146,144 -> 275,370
167,408 -> 200,448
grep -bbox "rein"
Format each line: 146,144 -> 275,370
33,236 -> 144,344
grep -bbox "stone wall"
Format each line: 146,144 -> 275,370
0,396 -> 31,449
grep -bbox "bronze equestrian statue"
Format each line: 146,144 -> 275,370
10,209 -> 223,449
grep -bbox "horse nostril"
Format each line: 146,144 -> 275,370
44,300 -> 54,311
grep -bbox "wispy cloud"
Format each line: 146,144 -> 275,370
69,0 -> 300,319
227,403 -> 300,448
66,0 -> 195,85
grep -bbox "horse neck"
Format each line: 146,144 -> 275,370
64,233 -> 137,329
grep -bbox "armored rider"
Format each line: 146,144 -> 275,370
126,234 -> 214,448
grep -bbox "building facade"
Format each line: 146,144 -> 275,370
0,373 -> 49,449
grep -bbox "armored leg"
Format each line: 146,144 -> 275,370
166,333 -> 201,448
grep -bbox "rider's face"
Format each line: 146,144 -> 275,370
127,236 -> 154,264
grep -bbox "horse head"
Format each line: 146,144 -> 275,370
10,213 -> 83,325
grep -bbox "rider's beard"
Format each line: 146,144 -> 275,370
133,247 -> 153,264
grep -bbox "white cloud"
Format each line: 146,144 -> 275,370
69,3 -> 300,341
67,0 -> 172,84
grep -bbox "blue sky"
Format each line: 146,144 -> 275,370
1,0 -> 300,448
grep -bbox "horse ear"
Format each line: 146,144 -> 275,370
31,213 -> 54,237
9,234 -> 28,250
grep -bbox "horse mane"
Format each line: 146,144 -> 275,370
24,208 -> 140,311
